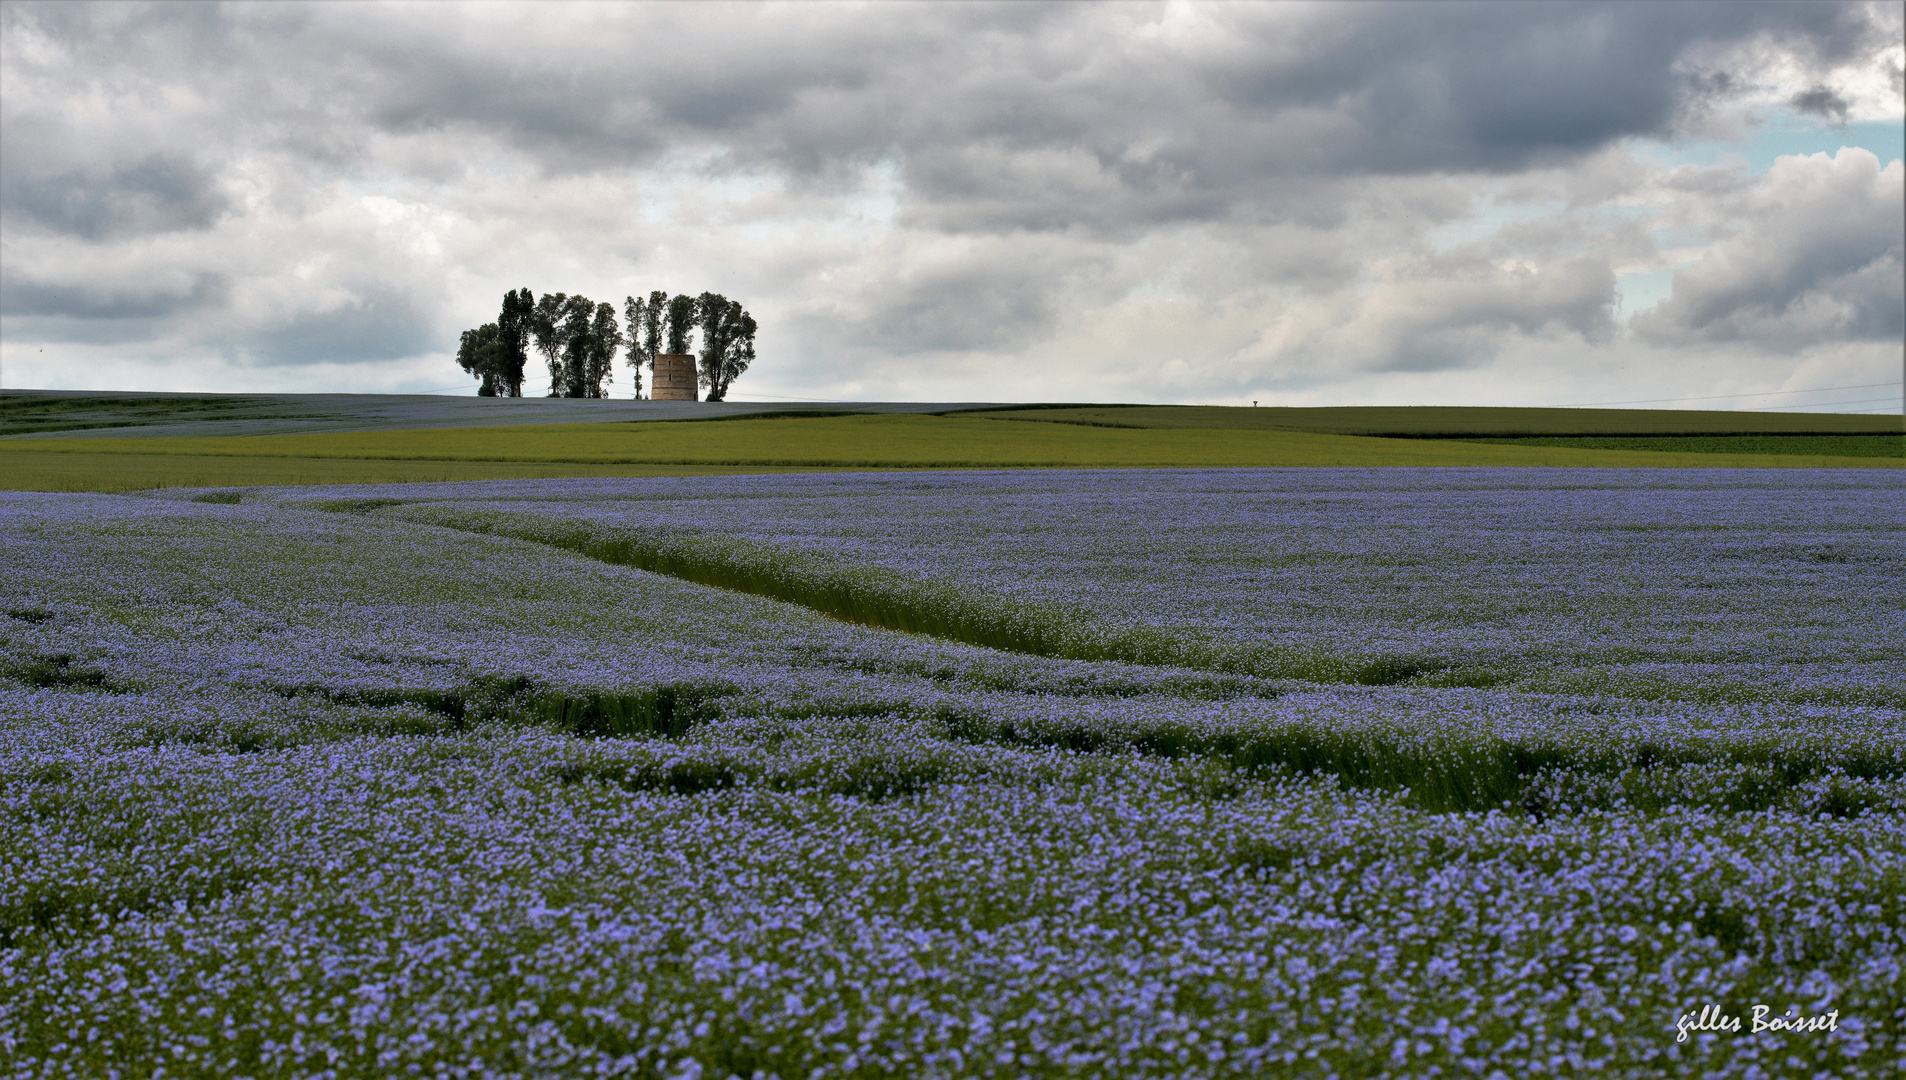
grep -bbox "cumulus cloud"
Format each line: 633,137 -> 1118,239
0,0 -> 1900,400
1632,149 -> 1904,350
2,153 -> 229,241
1252,254 -> 1619,376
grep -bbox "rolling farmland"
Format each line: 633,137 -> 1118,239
2,398 -> 1898,492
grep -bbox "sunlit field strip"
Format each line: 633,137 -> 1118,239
5,415 -> 1899,487
0,450 -> 853,493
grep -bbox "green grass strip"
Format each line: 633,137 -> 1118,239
372,506 -> 1475,689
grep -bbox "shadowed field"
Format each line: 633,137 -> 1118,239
0,389 -> 969,438
973,403 -> 1904,436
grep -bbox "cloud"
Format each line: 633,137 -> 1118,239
1632,149 -> 1904,351
0,1 -> 1901,403
241,291 -> 439,367
1790,86 -> 1852,125
10,2 -> 1894,232
1254,253 -> 1619,377
0,271 -> 228,322
1,154 -> 230,240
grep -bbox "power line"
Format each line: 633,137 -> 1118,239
722,392 -> 846,403
1561,382 -> 1901,408
1751,396 -> 1906,411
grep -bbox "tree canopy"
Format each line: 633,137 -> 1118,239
456,287 -> 534,396
530,292 -> 621,398
695,293 -> 757,403
664,294 -> 698,356
622,290 -> 668,397
455,323 -> 506,397
460,287 -> 756,400
495,288 -> 533,397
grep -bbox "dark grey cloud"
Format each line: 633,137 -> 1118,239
0,271 -> 229,320
1,1 -> 1899,398
1791,86 -> 1853,125
7,1 -> 1893,238
0,154 -> 229,240
819,249 -> 1069,358
244,294 -> 440,367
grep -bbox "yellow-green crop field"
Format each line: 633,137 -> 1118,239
0,450 -> 832,494
4,412 -> 1897,491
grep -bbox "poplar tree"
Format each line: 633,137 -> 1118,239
496,287 -> 534,397
622,291 -> 666,398
642,289 -> 668,356
695,292 -> 757,402
531,292 -> 572,396
479,287 -> 751,400
664,294 -> 699,355
584,301 -> 622,398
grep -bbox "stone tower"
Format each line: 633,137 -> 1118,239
650,353 -> 698,401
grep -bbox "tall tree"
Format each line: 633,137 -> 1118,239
584,301 -> 622,399
632,293 -> 655,400
621,293 -> 655,398
456,323 -> 505,396
642,290 -> 668,358
496,288 -> 534,397
664,293 -> 699,355
532,292 -> 604,397
695,292 -> 757,403
531,291 -> 572,396
622,289 -> 668,398
560,296 -> 595,398
533,294 -> 620,398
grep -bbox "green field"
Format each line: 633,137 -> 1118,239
3,411 -> 1898,491
0,393 -> 291,435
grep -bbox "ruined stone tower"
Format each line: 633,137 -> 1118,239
650,354 -> 698,401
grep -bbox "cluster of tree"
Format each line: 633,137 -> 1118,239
458,289 -> 755,400
454,289 -> 532,397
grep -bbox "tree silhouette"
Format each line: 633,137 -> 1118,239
534,293 -> 612,397
664,293 -> 698,355
695,293 -> 757,402
583,301 -> 622,398
622,290 -> 667,398
531,292 -> 572,396
456,323 -> 505,396
496,288 -> 534,397
480,287 -> 749,400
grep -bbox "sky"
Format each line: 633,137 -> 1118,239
1,1 -> 1901,411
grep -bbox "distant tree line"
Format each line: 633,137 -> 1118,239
458,289 -> 756,400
